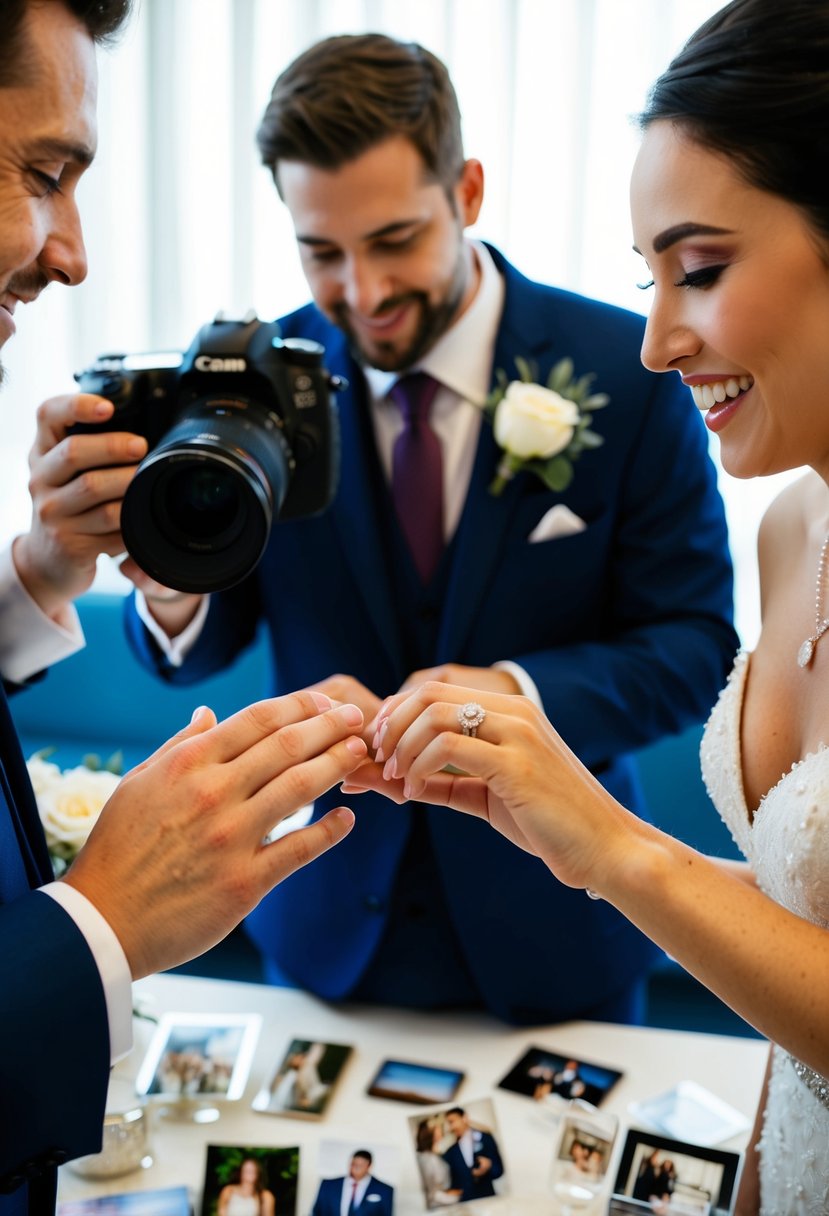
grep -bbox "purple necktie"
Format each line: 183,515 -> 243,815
390,373 -> 444,583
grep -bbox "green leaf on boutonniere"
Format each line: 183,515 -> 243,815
526,455 -> 574,493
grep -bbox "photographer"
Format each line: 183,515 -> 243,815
0,4 -> 366,1210
125,34 -> 737,1026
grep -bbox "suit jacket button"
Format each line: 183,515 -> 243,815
363,894 -> 383,912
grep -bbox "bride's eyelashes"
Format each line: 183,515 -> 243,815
635,264 -> 726,291
674,264 -> 726,289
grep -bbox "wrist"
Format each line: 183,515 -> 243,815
11,534 -> 77,620
577,806 -> 671,906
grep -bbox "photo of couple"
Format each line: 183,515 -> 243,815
409,1100 -> 506,1209
498,1046 -> 622,1107
252,1039 -> 351,1118
613,1130 -> 740,1216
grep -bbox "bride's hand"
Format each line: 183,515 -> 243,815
342,681 -> 639,893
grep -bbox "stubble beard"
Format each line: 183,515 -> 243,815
334,244 -> 470,374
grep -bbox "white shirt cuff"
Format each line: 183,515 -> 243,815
39,881 -> 133,1064
0,543 -> 84,684
493,660 -> 543,708
134,590 -> 210,667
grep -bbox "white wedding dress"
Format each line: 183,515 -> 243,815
700,651 -> 829,1215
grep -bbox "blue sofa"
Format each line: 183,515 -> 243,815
9,592 -> 757,1037
12,592 -> 271,771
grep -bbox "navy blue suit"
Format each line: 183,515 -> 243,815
311,1175 -> 394,1215
125,247 -> 737,1023
0,680 -> 110,1216
442,1129 -> 503,1201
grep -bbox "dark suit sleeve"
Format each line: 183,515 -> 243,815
480,1133 -> 503,1182
310,1178 -> 335,1216
123,577 -> 263,686
514,369 -> 737,769
0,891 -> 110,1188
374,1179 -> 394,1214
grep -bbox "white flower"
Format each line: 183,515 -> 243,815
493,380 -> 579,460
26,754 -> 63,798
35,765 -> 120,857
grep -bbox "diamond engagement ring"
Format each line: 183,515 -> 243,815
458,701 -> 486,737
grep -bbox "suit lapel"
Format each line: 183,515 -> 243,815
436,252 -> 561,662
326,349 -> 405,676
0,683 -> 53,896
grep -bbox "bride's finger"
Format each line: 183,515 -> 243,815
375,681 -> 519,761
387,704 -> 510,790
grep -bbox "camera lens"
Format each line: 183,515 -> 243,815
121,396 -> 292,593
164,465 -> 241,543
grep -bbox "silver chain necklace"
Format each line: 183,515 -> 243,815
797,530 -> 829,668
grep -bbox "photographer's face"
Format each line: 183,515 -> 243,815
0,1 -> 96,379
279,136 -> 483,372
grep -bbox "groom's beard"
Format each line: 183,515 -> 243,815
333,242 -> 469,374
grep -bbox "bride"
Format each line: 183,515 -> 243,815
344,1 -> 829,1212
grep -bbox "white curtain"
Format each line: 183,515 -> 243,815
0,0 -> 793,642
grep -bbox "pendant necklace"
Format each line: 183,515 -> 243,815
797,530 -> 829,668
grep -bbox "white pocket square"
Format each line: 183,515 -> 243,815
528,503 -> 587,543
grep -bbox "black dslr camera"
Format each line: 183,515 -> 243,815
74,313 -> 343,594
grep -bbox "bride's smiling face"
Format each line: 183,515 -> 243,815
630,120 -> 829,481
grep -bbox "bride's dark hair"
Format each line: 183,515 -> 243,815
639,0 -> 829,240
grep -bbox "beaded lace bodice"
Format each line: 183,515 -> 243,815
700,651 -> 829,1215
701,650 -> 829,928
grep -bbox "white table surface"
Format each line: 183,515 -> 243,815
58,973 -> 770,1215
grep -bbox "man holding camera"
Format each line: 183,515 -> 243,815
0,5 -> 368,1209
126,34 -> 737,1025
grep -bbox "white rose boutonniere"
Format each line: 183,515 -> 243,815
27,749 -> 123,876
484,356 -> 609,495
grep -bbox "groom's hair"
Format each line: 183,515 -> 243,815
257,33 -> 465,203
0,0 -> 132,87
639,0 -> 829,241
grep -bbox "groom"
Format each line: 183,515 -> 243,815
441,1108 -> 504,1202
126,32 -> 738,1025
311,1151 -> 394,1216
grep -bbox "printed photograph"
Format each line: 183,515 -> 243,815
57,1187 -> 190,1216
251,1038 -> 352,1118
310,1139 -> 400,1215
407,1097 -> 508,1209
135,1013 -> 261,1101
366,1059 -> 464,1106
549,1103 -> 618,1212
200,1144 -> 299,1216
497,1044 -> 622,1106
612,1129 -> 741,1216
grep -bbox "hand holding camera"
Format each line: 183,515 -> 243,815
11,392 -> 148,619
71,312 -> 343,595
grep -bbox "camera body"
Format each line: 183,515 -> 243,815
74,314 -> 343,593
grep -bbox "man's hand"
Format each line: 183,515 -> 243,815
471,1157 -> 492,1178
397,663 -> 521,699
63,690 -> 367,979
13,393 -> 147,616
306,673 -> 384,748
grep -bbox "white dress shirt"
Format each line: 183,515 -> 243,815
0,543 -> 132,1062
340,1174 -> 371,1214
